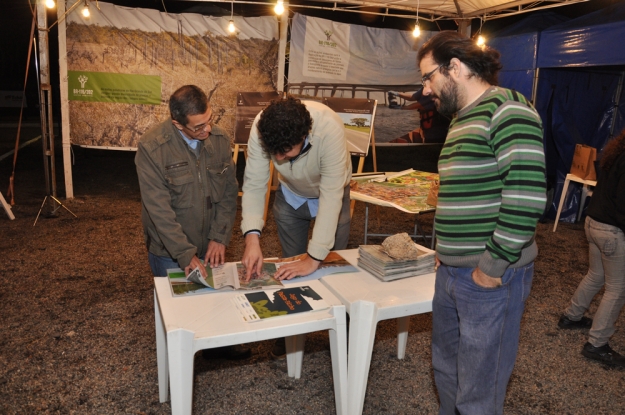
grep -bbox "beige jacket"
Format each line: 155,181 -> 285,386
241,100 -> 352,260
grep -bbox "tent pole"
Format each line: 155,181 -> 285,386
36,3 -> 56,204
531,67 -> 540,106
457,19 -> 472,37
276,3 -> 289,93
609,72 -> 624,140
57,0 -> 74,199
34,1 -> 76,224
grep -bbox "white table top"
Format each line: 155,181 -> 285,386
154,278 -> 344,342
322,249 -> 436,315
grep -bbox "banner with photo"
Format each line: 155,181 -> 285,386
65,0 -> 279,149
322,97 -> 377,157
288,13 -> 444,146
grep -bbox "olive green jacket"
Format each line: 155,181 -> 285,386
135,119 -> 238,269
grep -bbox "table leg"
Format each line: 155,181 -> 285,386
577,185 -> 592,222
553,177 -> 571,232
154,292 -> 169,403
286,335 -> 305,379
364,204 -> 369,244
396,316 -> 410,360
329,307 -> 349,415
167,329 -> 196,415
347,301 -> 379,415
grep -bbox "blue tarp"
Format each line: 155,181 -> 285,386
534,3 -> 625,223
488,12 -> 568,99
537,5 -> 625,68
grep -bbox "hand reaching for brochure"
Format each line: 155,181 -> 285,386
185,255 -> 207,278
388,90 -> 400,97
242,234 -> 264,282
274,254 -> 321,280
204,240 -> 226,268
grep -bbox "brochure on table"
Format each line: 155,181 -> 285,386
166,251 -> 358,297
232,286 -> 330,322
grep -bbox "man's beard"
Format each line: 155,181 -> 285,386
433,77 -> 459,117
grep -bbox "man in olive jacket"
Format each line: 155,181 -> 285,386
135,85 -> 238,278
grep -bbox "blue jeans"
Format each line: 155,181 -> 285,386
148,252 -> 181,277
564,217 -> 625,347
432,263 -> 534,415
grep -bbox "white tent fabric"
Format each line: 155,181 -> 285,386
285,0 -> 589,21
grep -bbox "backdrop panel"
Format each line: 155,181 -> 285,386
288,13 -> 432,86
64,0 -> 279,149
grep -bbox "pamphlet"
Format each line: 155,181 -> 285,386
232,286 -> 330,322
167,252 -> 357,297
167,262 -> 282,297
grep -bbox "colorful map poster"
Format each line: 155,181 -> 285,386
351,170 -> 439,213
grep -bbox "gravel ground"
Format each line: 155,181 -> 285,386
2,118 -> 625,414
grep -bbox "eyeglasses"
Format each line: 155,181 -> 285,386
186,114 -> 214,133
421,64 -> 444,85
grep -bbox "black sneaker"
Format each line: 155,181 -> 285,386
582,342 -> 625,367
558,315 -> 593,330
202,345 -> 252,360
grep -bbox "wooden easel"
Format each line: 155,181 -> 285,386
349,119 -> 378,217
0,191 -> 15,220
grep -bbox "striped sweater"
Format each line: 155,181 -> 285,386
435,86 -> 547,278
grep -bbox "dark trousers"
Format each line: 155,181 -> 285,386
272,185 -> 351,258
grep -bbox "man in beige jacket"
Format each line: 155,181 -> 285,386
241,97 -> 352,281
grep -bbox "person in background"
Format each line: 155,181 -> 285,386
240,96 -> 352,357
135,85 -> 250,360
418,31 -> 547,414
387,89 -> 451,144
558,129 -> 625,366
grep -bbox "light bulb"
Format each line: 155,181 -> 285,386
228,20 -> 235,33
477,35 -> 485,46
45,0 -> 55,9
412,24 -> 420,38
274,1 -> 284,15
82,4 -> 90,17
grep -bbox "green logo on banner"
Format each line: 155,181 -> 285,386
68,71 -> 161,105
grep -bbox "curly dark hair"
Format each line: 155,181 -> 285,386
417,31 -> 503,85
256,96 -> 312,155
169,85 -> 208,125
600,128 -> 625,171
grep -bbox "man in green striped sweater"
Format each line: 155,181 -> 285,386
417,32 -> 547,414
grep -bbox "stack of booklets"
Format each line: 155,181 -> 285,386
358,244 -> 436,282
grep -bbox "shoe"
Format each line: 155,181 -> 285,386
582,342 -> 625,367
271,338 -> 286,359
202,344 -> 252,360
558,315 -> 593,329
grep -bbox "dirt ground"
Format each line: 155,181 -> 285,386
1,115 -> 625,414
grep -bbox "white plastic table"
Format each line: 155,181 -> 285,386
553,173 -> 597,232
154,278 -> 348,415
320,249 -> 436,415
